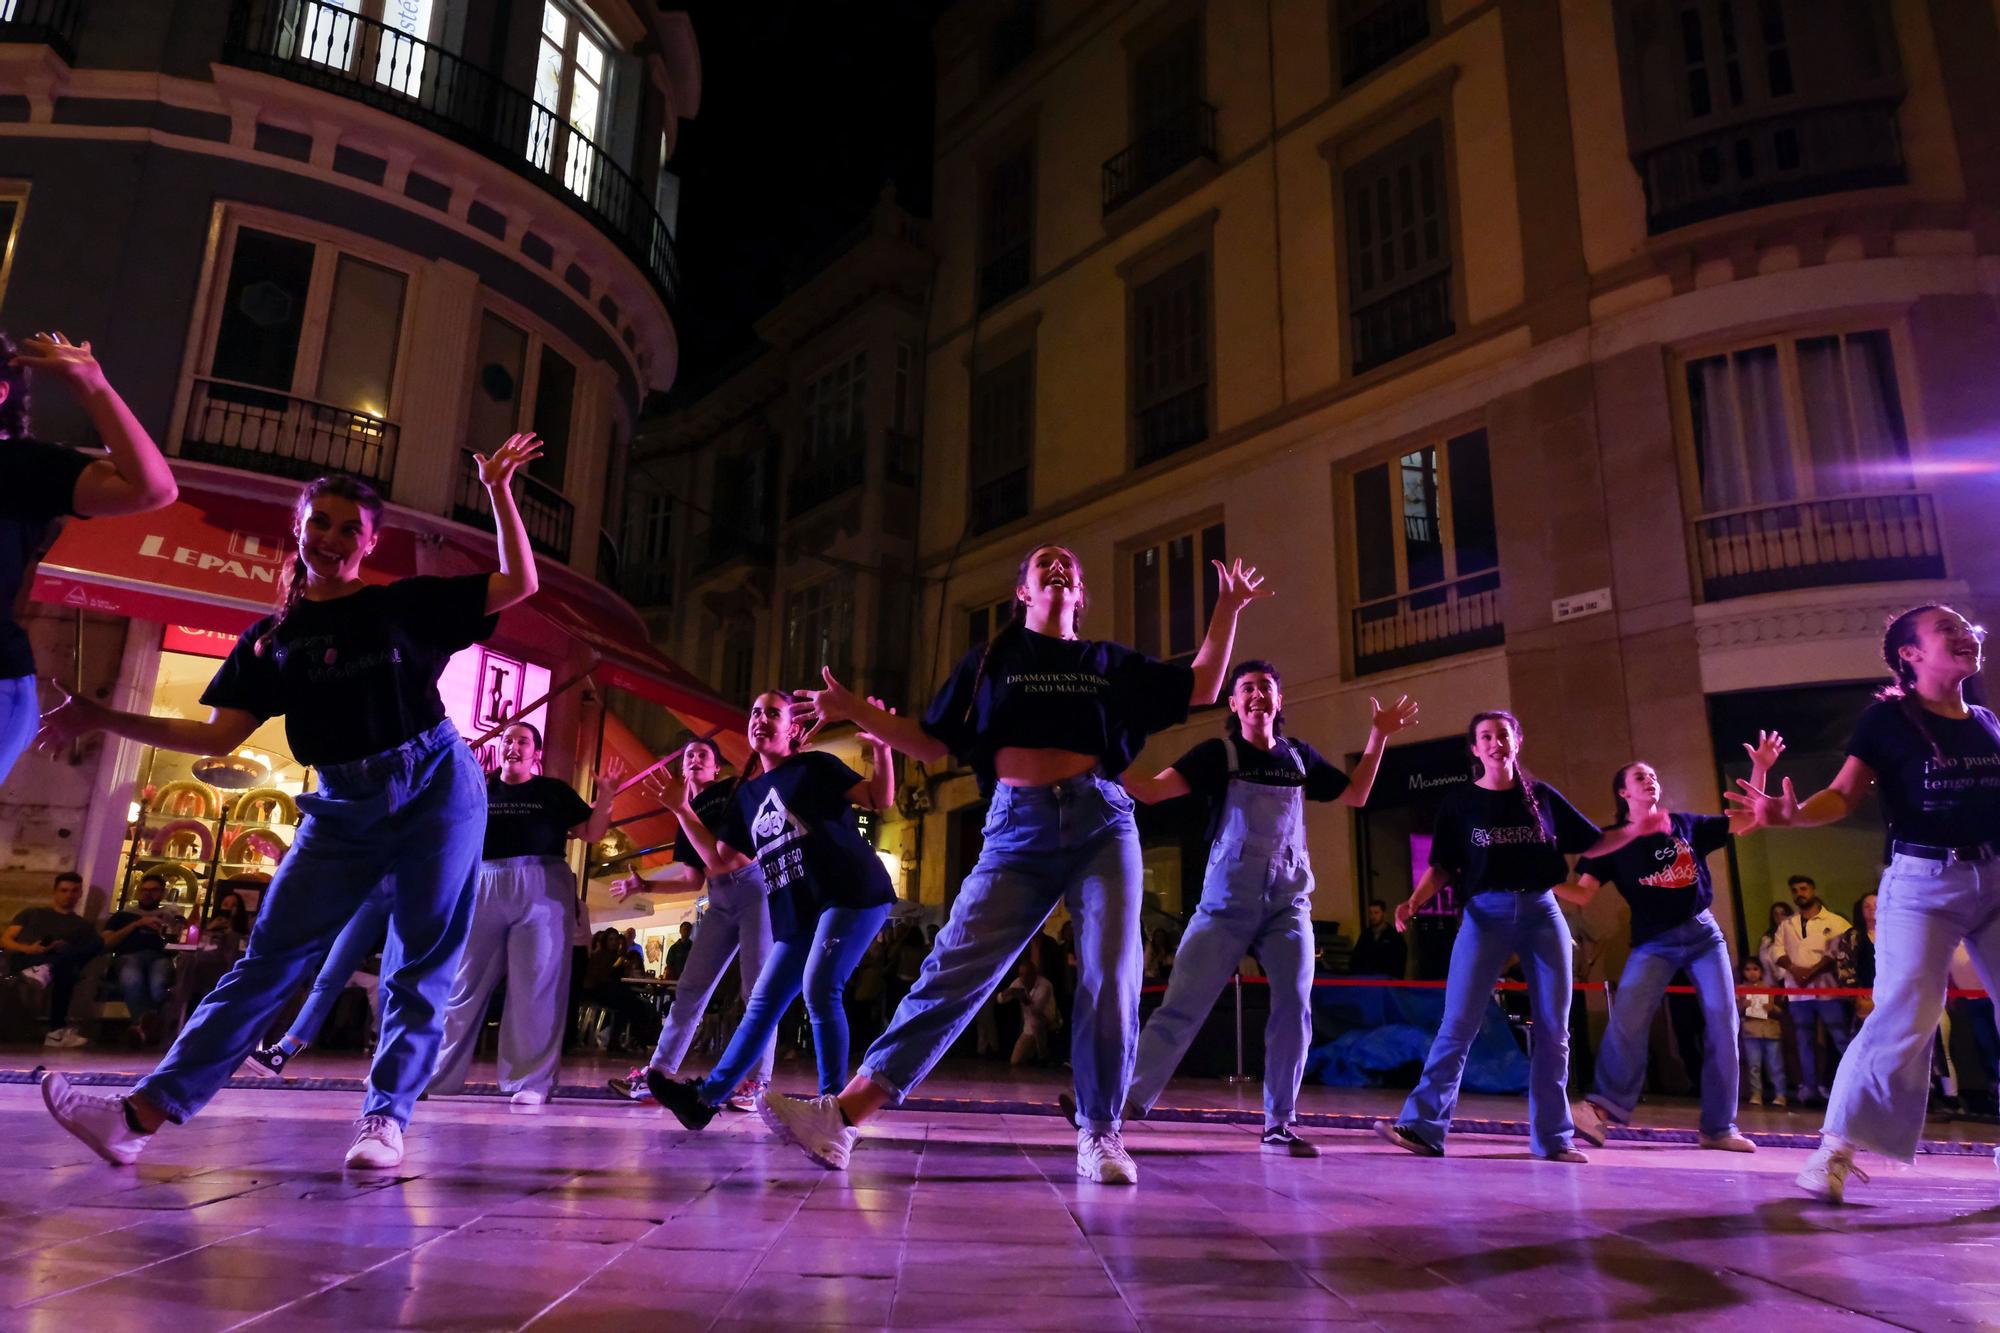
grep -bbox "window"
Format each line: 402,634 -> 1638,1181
892,341 -> 915,434
986,0 -> 1037,82
1336,0 -> 1430,85
532,1 -> 614,198
1130,520 -> 1225,665
784,577 -> 856,684
531,345 -> 575,487
0,184 -> 26,309
1344,122 -> 1453,374
631,491 -> 671,564
968,353 -> 1032,535
654,137 -> 681,237
1349,430 -> 1500,673
1104,17 -> 1214,212
717,615 -> 754,704
465,310 -> 576,490
294,0 -> 440,97
979,146 -> 1033,310
1615,0 -> 1904,232
966,594 -> 1019,650
1133,19 -> 1201,136
1131,254 -> 1209,465
795,351 -> 867,505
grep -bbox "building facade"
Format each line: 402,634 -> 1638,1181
0,1 -> 710,921
905,0 -> 2000,965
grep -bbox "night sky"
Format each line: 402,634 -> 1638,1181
664,0 -> 946,394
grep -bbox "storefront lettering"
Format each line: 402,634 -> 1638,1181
139,535 -> 281,584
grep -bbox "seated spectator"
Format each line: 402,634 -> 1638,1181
1348,899 -> 1407,978
3,871 -> 102,1048
1738,958 -> 1784,1107
101,873 -> 182,1046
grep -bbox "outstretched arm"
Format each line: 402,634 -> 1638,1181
477,433 -> 543,614
649,771 -> 751,876
35,690 -> 259,759
847,698 -> 900,811
1727,730 -> 1785,836
1120,766 -> 1192,804
1394,865 -> 1452,932
793,668 -> 951,766
1726,755 -> 1873,832
16,333 -> 178,516
1554,874 -> 1605,909
1189,559 -> 1274,704
1337,695 -> 1419,807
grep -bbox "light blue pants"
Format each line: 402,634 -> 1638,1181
428,856 -> 576,1097
1789,994 -> 1854,1098
1396,890 -> 1576,1157
1827,853 -> 2000,1161
862,773 -> 1143,1135
1128,846 -> 1315,1128
288,881 -> 393,1045
647,863 -> 775,1084
0,674 -> 38,786
135,720 -> 484,1127
1585,910 -> 1740,1137
696,902 -> 888,1102
1741,1033 -> 1782,1103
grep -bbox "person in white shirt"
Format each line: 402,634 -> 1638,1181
1774,874 -> 1852,1103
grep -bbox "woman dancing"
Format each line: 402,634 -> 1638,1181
761,545 -> 1272,1183
1728,605 -> 2000,1203
1377,710 -> 1601,1162
608,736 -> 777,1108
644,691 -> 896,1127
1564,732 -> 1785,1153
37,437 -> 543,1169
1106,664 -> 1418,1156
426,722 -> 622,1104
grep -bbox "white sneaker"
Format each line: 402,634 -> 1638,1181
756,1090 -> 858,1170
344,1114 -> 404,1169
1077,1128 -> 1139,1185
509,1089 -> 547,1107
1570,1100 -> 1609,1147
1796,1141 -> 1865,1203
43,1026 -> 87,1049
20,963 -> 51,988
41,1072 -> 150,1166
1699,1131 -> 1757,1154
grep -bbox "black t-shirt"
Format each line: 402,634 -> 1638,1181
1170,735 -> 1350,839
105,907 -> 177,956
0,438 -> 91,679
201,574 -> 498,767
1576,812 -> 1730,946
7,905 -> 98,955
1429,780 -> 1600,895
716,751 -> 894,940
921,627 -> 1195,794
1847,699 -> 2000,848
672,778 -> 739,869
483,774 -> 592,860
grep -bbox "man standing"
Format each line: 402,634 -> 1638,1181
664,920 -> 694,979
3,872 -> 102,1047
101,874 -> 180,1045
1775,874 -> 1852,1104
1348,900 -> 1407,978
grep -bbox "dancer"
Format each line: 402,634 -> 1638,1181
1097,666 -> 1418,1156
1727,605 -> 2000,1203
425,723 -> 622,1104
35,437 -> 543,1170
1563,733 -> 1786,1153
762,546 -> 1272,1182
607,736 -> 777,1107
239,882 -> 391,1076
0,331 -> 178,784
643,691 -> 896,1128
1377,710 -> 1601,1162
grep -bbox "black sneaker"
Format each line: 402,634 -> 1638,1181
608,1066 -> 653,1102
240,1044 -> 288,1079
1261,1125 -> 1320,1158
1057,1092 -> 1079,1129
645,1069 -> 718,1131
1374,1119 -> 1443,1157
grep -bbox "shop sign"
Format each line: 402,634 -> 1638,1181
163,624 -> 239,659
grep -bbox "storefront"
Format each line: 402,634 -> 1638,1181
1352,737 -> 1475,979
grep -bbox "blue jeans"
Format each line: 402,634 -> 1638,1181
0,674 -> 37,786
647,864 -> 775,1083
288,882 -> 394,1045
696,902 -> 887,1103
1827,853 -> 2000,1161
1586,911 -> 1739,1137
862,774 -> 1143,1135
1741,1033 -> 1782,1103
1397,890 -> 1575,1157
135,720 -> 485,1127
1789,994 -> 1854,1098
117,951 -> 175,1020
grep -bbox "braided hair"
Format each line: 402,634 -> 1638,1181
963,544 -> 1088,724
1877,603 -> 1999,762
1467,709 -> 1546,839
254,474 -> 385,657
1222,659 -> 1286,741
0,332 -> 31,440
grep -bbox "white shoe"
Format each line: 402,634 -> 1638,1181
509,1089 -> 547,1107
41,1072 -> 150,1166
1570,1100 -> 1609,1147
1796,1141 -> 1865,1203
1699,1131 -> 1757,1153
344,1114 -> 404,1169
1077,1128 -> 1139,1185
20,963 -> 51,988
756,1090 -> 858,1170
43,1026 -> 87,1049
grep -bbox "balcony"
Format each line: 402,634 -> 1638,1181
694,523 -> 765,575
1636,98 -> 1906,235
0,0 -> 82,62
1352,569 -> 1503,676
179,377 -> 399,494
452,450 -> 573,561
1339,0 -> 1429,86
977,242 -> 1030,311
968,468 -> 1028,536
786,447 -> 865,518
1134,383 -> 1208,467
1692,492 -> 1944,602
1102,101 -> 1217,215
1351,269 -> 1453,374
223,0 -> 680,310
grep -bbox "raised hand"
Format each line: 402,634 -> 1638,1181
858,696 -> 898,751
475,432 -> 544,492
32,686 -> 102,757
1744,729 -> 1786,771
645,769 -> 692,813
1725,775 -> 1799,831
608,875 -> 643,904
1393,899 -> 1417,933
596,755 -> 629,793
1212,557 -> 1274,613
11,332 -> 109,392
1370,694 -> 1419,737
792,666 -> 862,736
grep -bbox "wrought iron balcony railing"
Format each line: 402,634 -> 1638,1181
179,376 -> 399,494
968,468 -> 1029,536
1102,101 -> 1217,214
1691,491 -> 1944,602
452,450 -> 574,561
1351,269 -> 1453,374
786,447 -> 866,518
1352,569 -> 1503,676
